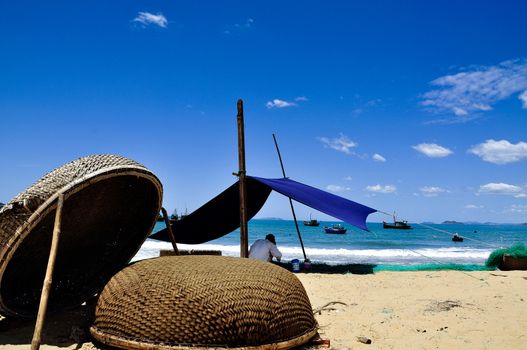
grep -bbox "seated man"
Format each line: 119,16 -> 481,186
248,233 -> 282,262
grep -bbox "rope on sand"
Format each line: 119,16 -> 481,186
312,301 -> 347,314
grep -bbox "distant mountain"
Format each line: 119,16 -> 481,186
421,221 -> 435,225
442,220 -> 464,224
255,217 -> 284,221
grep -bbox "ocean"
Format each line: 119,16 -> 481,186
134,219 -> 527,268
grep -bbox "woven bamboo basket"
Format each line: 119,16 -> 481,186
90,256 -> 318,350
0,154 -> 162,319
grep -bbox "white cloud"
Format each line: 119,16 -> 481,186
318,135 -> 358,155
326,185 -> 350,192
225,18 -> 254,34
133,12 -> 168,28
421,59 -> 527,117
295,96 -> 308,102
506,204 -> 527,213
520,91 -> 527,108
265,99 -> 296,109
366,184 -> 397,194
478,182 -> 525,197
344,176 -> 353,181
465,204 -> 483,209
412,143 -> 453,158
420,186 -> 448,197
372,153 -> 386,162
469,139 -> 527,164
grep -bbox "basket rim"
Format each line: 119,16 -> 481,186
0,164 -> 163,318
90,325 -> 318,350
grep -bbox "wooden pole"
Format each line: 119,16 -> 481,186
161,207 -> 179,255
272,134 -> 308,261
237,99 -> 249,258
31,193 -> 65,350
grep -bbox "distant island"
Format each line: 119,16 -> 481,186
442,221 -> 464,224
255,217 -> 284,221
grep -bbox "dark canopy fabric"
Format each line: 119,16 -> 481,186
150,176 -> 377,244
150,177 -> 271,244
250,176 -> 376,231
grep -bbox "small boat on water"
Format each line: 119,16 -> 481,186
452,233 -> 463,242
383,213 -> 411,229
383,220 -> 411,229
324,224 -> 347,234
303,214 -> 320,226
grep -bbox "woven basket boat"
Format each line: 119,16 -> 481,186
90,256 -> 318,350
0,155 -> 162,319
499,254 -> 527,271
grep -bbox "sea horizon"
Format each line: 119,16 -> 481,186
135,219 -> 527,268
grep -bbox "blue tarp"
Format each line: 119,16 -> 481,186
250,176 -> 377,231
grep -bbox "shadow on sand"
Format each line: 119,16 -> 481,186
0,297 -> 96,347
276,262 -> 377,274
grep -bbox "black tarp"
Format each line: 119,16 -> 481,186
150,177 -> 271,244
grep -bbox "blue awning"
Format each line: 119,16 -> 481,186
250,176 -> 376,231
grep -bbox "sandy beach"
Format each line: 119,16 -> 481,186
0,270 -> 526,350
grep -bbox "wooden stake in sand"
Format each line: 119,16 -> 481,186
161,207 -> 179,255
30,193 -> 64,350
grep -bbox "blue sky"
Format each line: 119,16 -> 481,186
1,1 -> 526,224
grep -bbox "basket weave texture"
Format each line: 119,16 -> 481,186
91,256 -> 317,350
0,154 -> 162,318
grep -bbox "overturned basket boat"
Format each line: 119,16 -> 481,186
90,256 -> 318,350
0,154 -> 162,318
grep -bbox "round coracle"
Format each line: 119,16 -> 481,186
0,154 -> 162,318
90,256 -> 318,350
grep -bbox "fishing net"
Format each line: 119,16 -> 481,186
375,263 -> 492,272
485,242 -> 527,267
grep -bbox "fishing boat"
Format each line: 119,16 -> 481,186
324,224 -> 347,234
303,214 -> 320,226
383,213 -> 411,229
451,233 -> 463,242
383,220 -> 411,229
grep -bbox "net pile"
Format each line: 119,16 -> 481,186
0,154 -> 162,318
486,242 -> 527,269
91,256 -> 318,350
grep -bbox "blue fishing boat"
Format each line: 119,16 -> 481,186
324,224 -> 347,234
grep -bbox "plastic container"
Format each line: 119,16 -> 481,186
291,259 -> 300,273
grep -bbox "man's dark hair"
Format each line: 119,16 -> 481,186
265,234 -> 276,245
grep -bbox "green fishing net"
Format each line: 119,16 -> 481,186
485,242 -> 527,267
375,263 -> 492,272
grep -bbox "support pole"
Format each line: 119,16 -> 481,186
161,207 -> 179,255
31,193 -> 64,350
237,99 -> 249,258
272,134 -> 308,261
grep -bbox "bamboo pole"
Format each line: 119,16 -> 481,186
272,134 -> 308,261
161,207 -> 179,255
237,99 -> 249,258
31,193 -> 65,350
